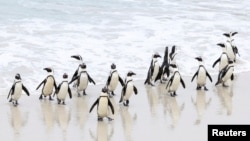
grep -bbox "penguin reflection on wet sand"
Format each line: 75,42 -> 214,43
69,63 -> 96,96
70,55 -> 83,87
166,64 -> 185,97
119,71 -> 138,106
106,63 -> 125,97
191,57 -> 213,90
215,60 -> 234,87
89,87 -> 115,121
54,73 -> 72,105
7,73 -> 30,106
144,52 -> 162,86
36,67 -> 57,100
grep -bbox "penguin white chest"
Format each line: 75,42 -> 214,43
152,63 -> 160,80
197,67 -> 206,85
43,77 -> 54,96
222,67 -> 234,82
220,54 -> 229,71
98,98 -> 108,118
124,82 -> 134,100
109,73 -> 119,91
12,83 -> 22,100
57,83 -> 68,100
170,74 -> 181,92
78,73 -> 88,90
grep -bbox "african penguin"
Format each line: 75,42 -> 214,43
215,60 -> 234,87
7,73 -> 30,106
144,52 -> 162,86
119,71 -> 138,106
212,43 -> 229,72
166,64 -> 185,97
69,63 -> 96,96
223,32 -> 239,62
70,55 -> 83,87
36,67 -> 57,100
191,57 -> 213,90
89,87 -> 115,121
54,73 -> 72,105
106,63 -> 125,97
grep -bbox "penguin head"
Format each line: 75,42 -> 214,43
101,87 -> 108,93
71,55 -> 83,61
195,56 -> 203,62
80,63 -> 87,69
111,63 -> 116,69
44,67 -> 53,73
15,73 -> 21,80
217,43 -> 226,48
127,71 -> 136,77
63,73 -> 68,79
153,52 -> 161,59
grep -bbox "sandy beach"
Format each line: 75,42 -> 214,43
0,71 -> 249,141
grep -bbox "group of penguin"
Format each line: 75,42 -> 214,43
144,32 -> 239,96
7,54 -> 138,121
6,31 -> 239,121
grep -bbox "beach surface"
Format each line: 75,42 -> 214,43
0,71 -> 250,141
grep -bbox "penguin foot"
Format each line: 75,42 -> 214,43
49,96 -> 54,101
111,92 -> 116,96
170,93 -> 175,97
62,101 -> 66,105
107,117 -> 114,121
98,117 -> 103,121
222,83 -> 229,87
204,87 -> 209,91
77,93 -> 81,97
39,95 -> 43,100
9,99 -> 12,102
196,86 -> 201,90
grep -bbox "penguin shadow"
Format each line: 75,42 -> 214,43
40,100 -> 55,131
215,85 -> 233,116
75,96 -> 88,129
145,85 -> 160,117
55,105 -> 71,132
89,121 -> 114,141
165,95 -> 184,129
191,90 -> 211,125
119,106 -> 137,141
8,105 -> 29,135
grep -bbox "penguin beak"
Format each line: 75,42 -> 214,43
132,72 -> 136,75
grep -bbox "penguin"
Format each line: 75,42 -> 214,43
89,87 -> 115,121
7,73 -> 30,106
223,32 -> 239,62
119,71 -> 138,106
54,73 -> 72,105
160,45 -> 176,83
36,67 -> 57,100
191,57 -> 213,90
215,60 -> 234,87
144,52 -> 162,86
212,43 -> 229,72
69,63 -> 96,96
166,64 -> 185,97
70,55 -> 83,87
106,63 -> 125,97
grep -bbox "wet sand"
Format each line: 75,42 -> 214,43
0,72 -> 250,141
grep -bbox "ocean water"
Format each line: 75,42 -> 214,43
0,0 -> 250,94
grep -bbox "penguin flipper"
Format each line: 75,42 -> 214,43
7,85 -> 14,99
68,86 -> 72,99
118,76 -> 125,86
53,77 -> 57,90
36,79 -> 46,90
69,76 -> 78,84
212,58 -> 220,68
166,75 -> 174,89
71,69 -> 79,81
206,71 -> 213,82
155,66 -> 162,82
180,77 -> 186,88
191,71 -> 198,82
106,75 -> 111,86
22,85 -> 30,96
144,66 -> 152,85
232,32 -> 238,36
133,86 -> 138,95
87,73 -> 96,85
89,98 -> 99,113
108,99 -> 115,114
119,87 -> 125,103
231,74 -> 234,80
223,33 -> 230,38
